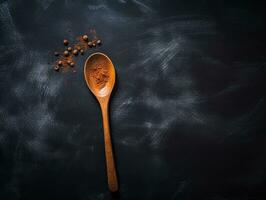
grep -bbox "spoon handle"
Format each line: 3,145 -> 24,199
100,100 -> 119,192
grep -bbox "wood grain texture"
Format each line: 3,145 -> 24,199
100,97 -> 118,192
84,52 -> 118,192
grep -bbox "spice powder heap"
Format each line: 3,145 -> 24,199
89,65 -> 109,89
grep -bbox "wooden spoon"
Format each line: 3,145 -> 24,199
84,52 -> 118,192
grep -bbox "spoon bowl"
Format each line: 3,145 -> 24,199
84,52 -> 118,192
84,53 -> 116,98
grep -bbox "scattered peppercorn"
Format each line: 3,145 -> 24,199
88,41 -> 93,48
64,50 -> 69,57
63,39 -> 69,46
97,39 -> 102,45
82,35 -> 88,41
73,49 -> 78,55
54,65 -> 60,71
70,62 -> 75,67
53,31 -> 102,72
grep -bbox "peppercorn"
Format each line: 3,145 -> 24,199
58,60 -> 63,66
80,49 -> 84,55
96,39 -> 102,45
70,62 -> 75,67
54,51 -> 59,56
67,47 -> 72,51
82,35 -> 88,41
92,42 -> 96,47
67,60 -> 71,65
77,46 -> 81,51
64,50 -> 69,57
63,39 -> 69,46
73,49 -> 78,56
54,65 -> 60,71
88,41 -> 93,48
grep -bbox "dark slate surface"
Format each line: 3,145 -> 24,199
0,0 -> 266,199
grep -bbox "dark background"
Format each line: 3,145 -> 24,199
0,0 -> 266,199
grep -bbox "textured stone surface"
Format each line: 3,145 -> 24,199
0,0 -> 266,199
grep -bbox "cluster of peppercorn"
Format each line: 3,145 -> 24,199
53,34 -> 102,71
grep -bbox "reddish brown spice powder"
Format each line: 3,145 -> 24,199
89,65 -> 109,89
